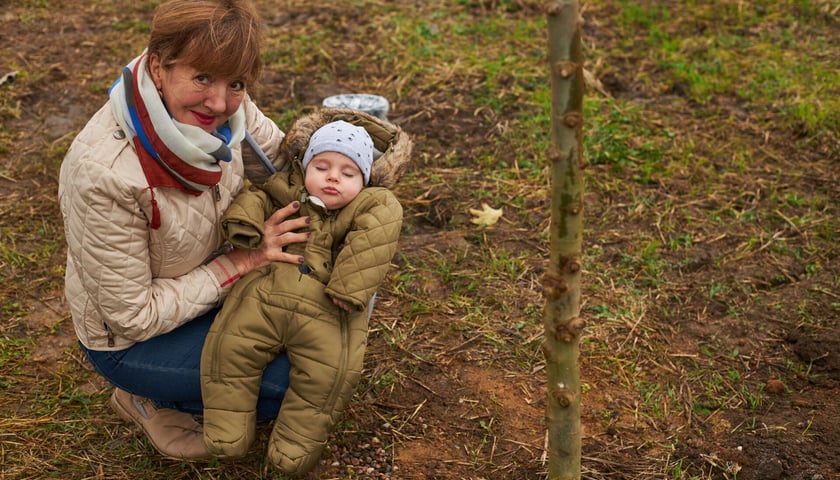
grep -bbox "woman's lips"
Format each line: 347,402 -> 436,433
192,111 -> 216,126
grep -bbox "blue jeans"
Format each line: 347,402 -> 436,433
81,307 -> 290,422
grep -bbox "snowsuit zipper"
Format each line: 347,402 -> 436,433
324,309 -> 349,413
296,207 -> 347,414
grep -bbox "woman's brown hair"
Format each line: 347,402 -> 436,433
147,0 -> 263,86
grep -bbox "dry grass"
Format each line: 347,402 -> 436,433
2,1 -> 839,479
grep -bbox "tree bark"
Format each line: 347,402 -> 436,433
543,1 -> 585,479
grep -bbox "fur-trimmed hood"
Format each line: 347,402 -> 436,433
279,107 -> 413,189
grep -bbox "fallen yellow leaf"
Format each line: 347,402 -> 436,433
469,203 -> 503,227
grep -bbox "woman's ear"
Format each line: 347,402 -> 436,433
148,53 -> 163,91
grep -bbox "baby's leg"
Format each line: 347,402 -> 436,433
267,308 -> 369,475
201,273 -> 283,458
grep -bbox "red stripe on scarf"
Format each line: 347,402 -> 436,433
130,60 -> 223,192
133,137 -> 193,229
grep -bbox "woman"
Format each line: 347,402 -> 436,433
58,0 -> 306,460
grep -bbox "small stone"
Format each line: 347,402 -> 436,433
766,378 -> 787,394
755,454 -> 783,480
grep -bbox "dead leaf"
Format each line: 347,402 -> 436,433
1,70 -> 19,85
584,68 -> 609,97
469,203 -> 503,227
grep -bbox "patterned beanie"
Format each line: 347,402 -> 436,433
302,120 -> 374,185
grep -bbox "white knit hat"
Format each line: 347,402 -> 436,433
302,120 -> 374,185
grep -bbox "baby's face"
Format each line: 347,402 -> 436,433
304,151 -> 365,210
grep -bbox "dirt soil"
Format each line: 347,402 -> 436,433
1,1 -> 838,480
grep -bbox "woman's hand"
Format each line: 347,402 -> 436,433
227,201 -> 309,276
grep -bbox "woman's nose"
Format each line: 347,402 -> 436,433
203,83 -> 227,112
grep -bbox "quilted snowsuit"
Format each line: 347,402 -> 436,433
200,108 -> 412,476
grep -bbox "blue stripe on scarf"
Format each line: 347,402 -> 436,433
212,125 -> 233,162
121,66 -> 161,161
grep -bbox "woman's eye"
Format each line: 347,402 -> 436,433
230,80 -> 246,91
195,74 -> 210,85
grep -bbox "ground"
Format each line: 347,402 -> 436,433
1,1 -> 838,480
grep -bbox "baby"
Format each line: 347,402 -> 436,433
201,118 -> 404,475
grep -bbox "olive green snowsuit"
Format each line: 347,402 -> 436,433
200,108 -> 411,476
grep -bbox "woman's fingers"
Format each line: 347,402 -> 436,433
265,203 -> 308,233
260,202 -> 309,264
266,201 -> 300,226
228,202 -> 310,273
269,250 -> 306,265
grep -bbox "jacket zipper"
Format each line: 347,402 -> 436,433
104,323 -> 115,347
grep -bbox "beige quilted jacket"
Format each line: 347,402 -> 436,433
58,97 -> 285,351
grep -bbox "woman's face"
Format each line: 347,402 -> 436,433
149,54 -> 246,133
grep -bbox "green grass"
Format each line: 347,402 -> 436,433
594,0 -> 840,149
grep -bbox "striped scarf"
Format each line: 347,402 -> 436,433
109,52 -> 245,228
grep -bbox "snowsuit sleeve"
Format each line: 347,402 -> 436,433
219,181 -> 273,249
325,187 -> 403,311
219,172 -> 297,249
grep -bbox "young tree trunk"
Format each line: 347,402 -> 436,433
543,1 -> 585,479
